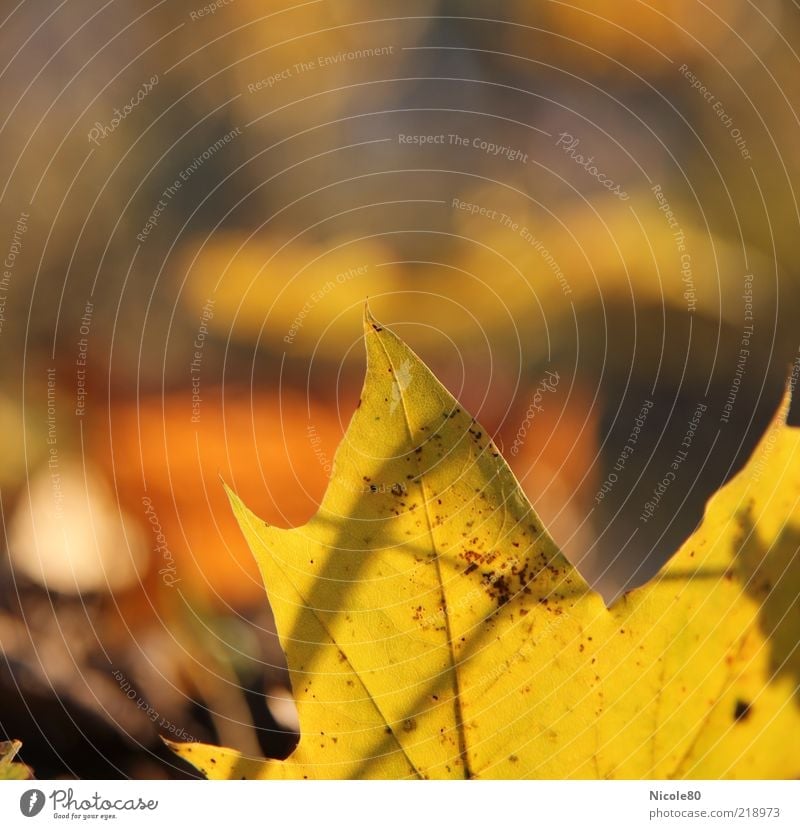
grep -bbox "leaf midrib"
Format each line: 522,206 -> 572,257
374,331 -> 473,779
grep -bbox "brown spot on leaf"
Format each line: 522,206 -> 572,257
734,699 -> 752,722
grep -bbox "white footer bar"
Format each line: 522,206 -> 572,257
1,780 -> 797,828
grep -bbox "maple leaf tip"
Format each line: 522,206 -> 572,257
363,301 -> 379,330
160,735 -> 182,752
362,303 -> 389,344
219,475 -> 235,499
220,479 -> 256,523
778,375 -> 794,424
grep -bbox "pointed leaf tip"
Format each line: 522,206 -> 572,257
363,302 -> 383,335
776,376 -> 794,426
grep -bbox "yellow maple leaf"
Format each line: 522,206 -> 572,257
169,311 -> 799,779
0,740 -> 33,780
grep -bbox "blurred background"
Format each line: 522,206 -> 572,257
0,0 -> 798,778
